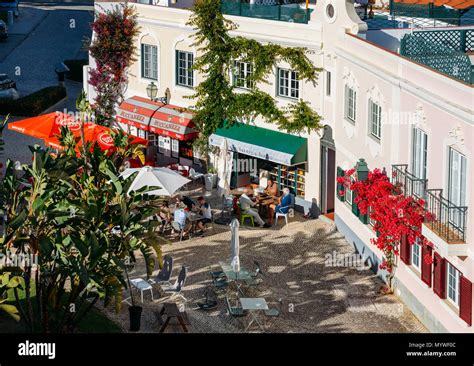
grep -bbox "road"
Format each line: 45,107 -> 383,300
0,2 -> 93,96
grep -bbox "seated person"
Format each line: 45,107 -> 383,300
264,179 -> 279,197
239,188 -> 271,228
182,195 -> 196,211
196,196 -> 212,233
173,208 -> 189,237
275,187 -> 293,214
158,201 -> 172,231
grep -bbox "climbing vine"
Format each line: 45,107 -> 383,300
89,3 -> 140,126
338,168 -> 434,290
187,0 -> 323,150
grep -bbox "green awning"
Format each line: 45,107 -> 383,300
209,123 -> 307,166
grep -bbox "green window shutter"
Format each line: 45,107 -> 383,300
351,190 -> 360,217
336,167 -> 345,202
359,210 -> 369,224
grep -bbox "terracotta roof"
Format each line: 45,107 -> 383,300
394,0 -> 474,9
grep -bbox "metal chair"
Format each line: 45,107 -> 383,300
160,265 -> 188,303
225,296 -> 247,317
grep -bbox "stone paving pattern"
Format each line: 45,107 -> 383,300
97,189 -> 428,333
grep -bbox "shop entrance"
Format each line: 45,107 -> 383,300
320,125 -> 336,215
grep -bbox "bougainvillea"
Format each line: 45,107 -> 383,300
337,168 -> 434,288
89,4 -> 140,125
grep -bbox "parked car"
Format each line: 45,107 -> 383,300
0,74 -> 19,100
0,20 -> 7,40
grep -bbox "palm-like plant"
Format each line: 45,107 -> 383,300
0,132 -> 164,332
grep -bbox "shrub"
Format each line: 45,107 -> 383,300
0,86 -> 66,117
64,59 -> 88,82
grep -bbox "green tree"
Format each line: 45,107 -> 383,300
187,0 -> 323,151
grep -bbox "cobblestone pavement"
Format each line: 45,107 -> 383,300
98,188 -> 428,334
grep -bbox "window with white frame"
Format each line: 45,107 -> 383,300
171,139 -> 179,158
368,99 -> 382,140
344,179 -> 352,206
412,127 -> 428,179
326,70 -> 331,97
411,239 -> 421,271
148,133 -> 158,146
141,44 -> 158,81
277,68 -> 299,99
176,50 -> 194,88
233,61 -> 254,89
345,85 -> 356,122
137,129 -> 147,139
446,261 -> 461,307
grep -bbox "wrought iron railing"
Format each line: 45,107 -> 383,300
400,32 -> 474,84
391,164 -> 428,200
221,0 -> 311,24
424,189 -> 468,243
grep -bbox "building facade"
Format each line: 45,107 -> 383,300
85,0 -> 473,332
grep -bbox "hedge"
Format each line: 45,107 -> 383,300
64,59 -> 88,82
0,86 -> 67,117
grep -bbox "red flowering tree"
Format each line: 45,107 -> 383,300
337,168 -> 433,292
89,3 -> 140,125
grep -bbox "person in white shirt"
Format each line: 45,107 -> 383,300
196,196 -> 212,233
239,188 -> 269,228
173,208 -> 189,237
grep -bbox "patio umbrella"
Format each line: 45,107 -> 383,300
120,166 -> 190,196
230,218 -> 240,266
217,138 -> 232,197
7,112 -> 89,140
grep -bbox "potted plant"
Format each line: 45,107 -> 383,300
124,262 -> 142,332
204,166 -> 218,191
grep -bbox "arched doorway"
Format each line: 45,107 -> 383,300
320,125 -> 336,216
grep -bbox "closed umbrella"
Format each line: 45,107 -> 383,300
217,138 -> 231,197
230,218 -> 240,265
121,166 -> 190,196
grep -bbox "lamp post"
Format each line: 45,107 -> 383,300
355,158 -> 369,182
146,82 -> 171,105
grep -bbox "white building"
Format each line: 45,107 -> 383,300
85,0 -> 474,332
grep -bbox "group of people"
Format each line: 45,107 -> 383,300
155,195 -> 212,239
238,179 -> 294,228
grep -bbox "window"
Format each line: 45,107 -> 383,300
411,239 -> 421,271
448,148 -> 467,227
325,70 -> 331,97
412,128 -> 428,196
446,261 -> 461,307
148,133 -> 158,146
137,129 -> 147,139
277,68 -> 299,99
344,183 -> 352,205
171,139 -> 179,158
141,44 -> 158,81
368,99 -> 382,140
176,50 -> 194,88
233,61 -> 254,89
345,85 -> 356,122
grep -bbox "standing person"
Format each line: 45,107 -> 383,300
239,188 -> 271,228
196,196 -> 212,234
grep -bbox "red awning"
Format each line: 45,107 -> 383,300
116,96 -> 199,141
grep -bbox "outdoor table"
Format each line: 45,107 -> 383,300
219,261 -> 254,294
187,212 -> 204,235
240,297 -> 268,332
230,187 -> 246,197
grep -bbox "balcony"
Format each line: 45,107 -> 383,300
391,164 -> 428,199
422,189 -> 468,256
221,0 -> 312,24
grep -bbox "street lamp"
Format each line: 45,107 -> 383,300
146,82 -> 171,104
355,158 -> 370,182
